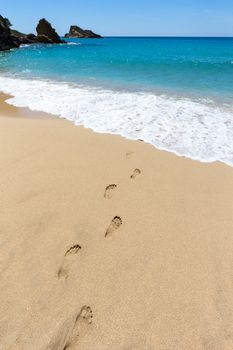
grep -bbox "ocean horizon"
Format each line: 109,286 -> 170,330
0,36 -> 233,166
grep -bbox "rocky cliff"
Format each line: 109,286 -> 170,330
0,16 -> 19,50
65,25 -> 102,38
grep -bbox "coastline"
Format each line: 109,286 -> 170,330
1,93 -> 233,349
1,75 -> 233,167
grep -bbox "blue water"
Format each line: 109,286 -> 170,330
0,37 -> 233,100
0,37 -> 233,166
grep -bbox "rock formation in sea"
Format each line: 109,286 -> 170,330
11,29 -> 37,44
0,16 -> 19,50
0,15 -> 102,51
0,15 -> 66,50
36,18 -> 65,44
65,25 -> 102,38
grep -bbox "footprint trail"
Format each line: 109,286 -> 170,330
126,151 -> 134,159
57,244 -> 81,280
46,305 -> 93,350
104,184 -> 117,199
130,168 -> 141,179
105,216 -> 123,238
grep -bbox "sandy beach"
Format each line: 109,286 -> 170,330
1,92 -> 233,349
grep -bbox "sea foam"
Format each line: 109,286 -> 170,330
1,76 -> 233,166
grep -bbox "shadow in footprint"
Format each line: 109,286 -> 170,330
105,216 -> 122,238
46,305 -> 93,350
130,168 -> 141,179
126,151 -> 134,159
64,306 -> 93,349
58,244 -> 82,280
104,184 -> 117,199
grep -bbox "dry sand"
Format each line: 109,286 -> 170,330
1,93 -> 233,349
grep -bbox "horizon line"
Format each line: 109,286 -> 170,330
64,35 -> 233,38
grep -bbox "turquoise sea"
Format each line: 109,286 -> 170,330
0,37 -> 233,165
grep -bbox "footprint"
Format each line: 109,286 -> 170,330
57,244 -> 82,279
105,216 -> 122,238
130,168 -> 141,179
46,305 -> 93,350
126,151 -> 134,159
64,306 -> 93,349
104,184 -> 117,199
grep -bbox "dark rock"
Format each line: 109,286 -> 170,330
36,18 -> 65,44
26,33 -> 36,41
0,15 -> 19,50
0,15 -> 67,51
36,34 -> 54,44
65,25 -> 102,38
84,30 -> 102,38
11,29 -> 26,38
25,34 -> 37,43
10,29 -> 37,44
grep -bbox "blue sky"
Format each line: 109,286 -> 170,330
1,0 -> 233,36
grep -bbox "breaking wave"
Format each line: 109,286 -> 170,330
1,76 -> 233,166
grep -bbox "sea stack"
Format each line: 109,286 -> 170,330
36,18 -> 65,44
65,25 -> 102,38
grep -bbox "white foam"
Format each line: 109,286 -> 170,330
1,76 -> 233,166
19,44 -> 30,48
67,42 -> 82,45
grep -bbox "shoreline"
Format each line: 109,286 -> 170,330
1,93 -> 233,349
1,75 -> 233,168
2,89 -> 232,169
